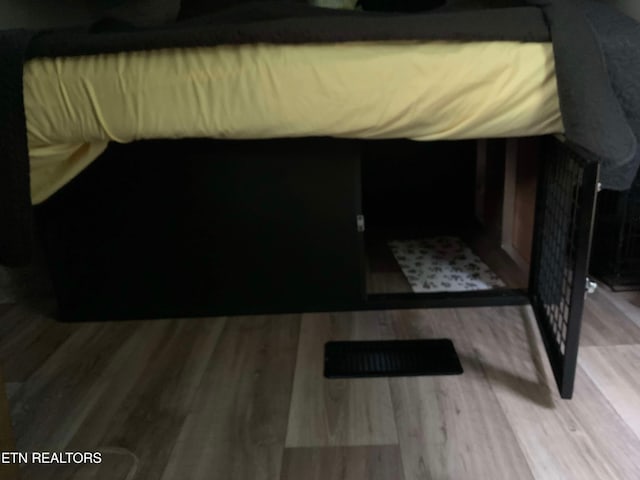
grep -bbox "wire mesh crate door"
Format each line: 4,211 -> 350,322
529,137 -> 599,399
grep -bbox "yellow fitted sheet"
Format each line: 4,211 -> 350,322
23,41 -> 563,204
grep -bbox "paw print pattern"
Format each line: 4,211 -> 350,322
389,236 -> 506,293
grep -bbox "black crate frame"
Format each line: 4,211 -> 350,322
35,135 -> 599,399
369,137 -> 599,399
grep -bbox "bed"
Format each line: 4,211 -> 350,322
25,40 -> 562,203
2,0 -> 639,398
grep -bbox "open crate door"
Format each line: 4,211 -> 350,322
528,137 -> 599,399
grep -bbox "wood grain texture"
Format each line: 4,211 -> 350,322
386,308 -> 535,480
595,286 -> 640,329
2,277 -> 640,480
0,301 -> 73,383
464,306 -> 640,480
580,345 -> 640,440
0,364 -> 20,480
280,446 -> 405,480
10,321 -> 141,453
55,318 -> 226,480
23,449 -> 138,480
160,315 -> 300,480
580,288 -> 640,346
285,312 -> 399,447
6,317 -> 227,480
512,138 -> 539,264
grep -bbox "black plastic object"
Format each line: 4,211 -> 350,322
324,339 -> 463,378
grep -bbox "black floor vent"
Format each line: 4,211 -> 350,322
324,339 -> 463,378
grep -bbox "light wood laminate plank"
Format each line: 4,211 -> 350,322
31,317 -> 228,480
160,315 -> 300,480
15,320 -> 181,480
285,311 -> 399,447
580,288 -> 640,346
280,446 -> 405,480
10,321 -> 144,453
595,286 -> 640,329
580,345 -> 640,440
0,302 -> 74,383
2,272 -> 640,480
386,308 -> 535,480
29,449 -> 138,480
0,364 -> 20,480
462,306 -> 640,480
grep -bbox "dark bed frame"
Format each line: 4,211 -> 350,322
34,135 -> 599,398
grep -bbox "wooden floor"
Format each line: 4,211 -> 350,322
1,285 -> 639,479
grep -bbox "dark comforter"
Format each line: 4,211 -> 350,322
1,0 -> 639,266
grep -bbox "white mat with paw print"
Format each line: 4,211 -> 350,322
388,236 -> 506,293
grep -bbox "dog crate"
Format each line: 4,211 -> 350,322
591,171 -> 640,290
35,135 -> 599,398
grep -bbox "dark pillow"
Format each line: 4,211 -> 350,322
90,0 -> 181,26
178,0 -> 305,20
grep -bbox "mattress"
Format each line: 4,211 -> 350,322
23,40 -> 563,204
